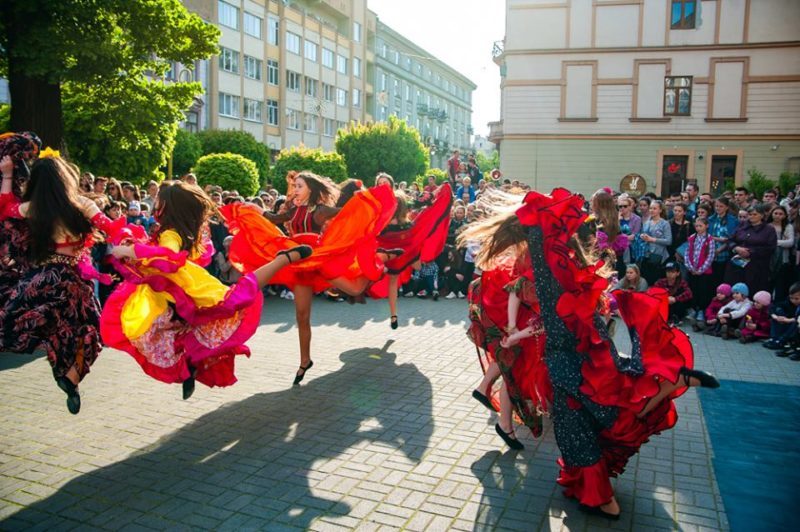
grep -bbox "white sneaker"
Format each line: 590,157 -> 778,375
446,292 -> 457,299
457,291 -> 467,299
417,290 -> 427,297
279,289 -> 287,299
284,290 -> 295,301
403,291 -> 415,298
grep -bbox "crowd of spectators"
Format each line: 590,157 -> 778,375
78,154 -> 800,361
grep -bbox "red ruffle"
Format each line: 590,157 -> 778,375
223,185 -> 397,292
369,184 -> 452,298
557,458 -> 614,508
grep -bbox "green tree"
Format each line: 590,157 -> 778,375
335,115 -> 429,185
475,150 -> 499,174
744,168 -> 777,201
63,77 -> 199,184
272,145 -> 348,194
415,168 -> 448,187
196,130 -> 270,185
0,0 -> 219,148
172,129 -> 203,177
193,153 -> 260,197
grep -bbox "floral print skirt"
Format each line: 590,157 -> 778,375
0,260 -> 101,383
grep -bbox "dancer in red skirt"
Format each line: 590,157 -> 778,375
102,181 -> 312,399
368,173 -> 453,329
471,189 -> 720,519
222,171 -> 398,384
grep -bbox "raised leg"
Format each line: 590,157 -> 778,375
293,284 -> 314,375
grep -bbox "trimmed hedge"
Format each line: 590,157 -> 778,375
193,152 -> 259,196
196,129 -> 270,185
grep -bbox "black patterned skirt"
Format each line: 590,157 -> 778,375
0,255 -> 102,383
0,218 -> 32,294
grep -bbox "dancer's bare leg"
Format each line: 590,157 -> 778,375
293,284 -> 314,373
329,276 -> 371,296
498,384 -> 514,434
252,248 -> 307,288
637,374 -> 704,418
476,361 -> 501,395
65,365 -> 80,386
388,275 -> 399,316
601,496 -> 620,515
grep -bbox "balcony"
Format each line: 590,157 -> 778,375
488,120 -> 503,143
417,103 -> 428,116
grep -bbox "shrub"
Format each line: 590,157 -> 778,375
172,129 -> 203,177
335,115 -> 429,185
272,144 -> 348,194
744,168 -> 777,202
193,153 -> 259,196
196,129 -> 270,185
778,171 -> 800,196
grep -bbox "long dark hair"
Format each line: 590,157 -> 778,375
296,171 -> 338,207
24,157 -> 93,262
336,178 -> 364,208
155,181 -> 218,253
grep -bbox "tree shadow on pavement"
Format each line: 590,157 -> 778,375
0,351 -> 44,372
2,341 -> 433,530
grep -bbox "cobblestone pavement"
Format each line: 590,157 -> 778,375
2,296 -> 799,531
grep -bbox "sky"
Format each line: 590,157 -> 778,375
367,0 -> 505,138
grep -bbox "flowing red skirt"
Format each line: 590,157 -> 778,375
369,183 -> 452,298
222,185 -> 397,292
517,188 -> 695,506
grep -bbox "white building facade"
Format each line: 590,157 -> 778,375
491,0 -> 800,196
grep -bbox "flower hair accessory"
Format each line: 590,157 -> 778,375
39,147 -> 61,159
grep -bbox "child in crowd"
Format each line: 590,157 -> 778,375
684,216 -> 716,323
654,262 -> 694,325
126,201 -> 148,229
709,283 -> 752,339
416,260 -> 440,300
694,283 -> 732,332
764,282 -> 800,359
737,291 -> 771,343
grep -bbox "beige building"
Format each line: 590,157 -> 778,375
182,0 -> 371,157
491,0 -> 800,197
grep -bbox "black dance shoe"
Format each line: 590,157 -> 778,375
278,245 -> 313,264
679,367 -> 720,389
377,248 -> 404,260
579,504 -> 621,520
390,315 -> 398,330
495,423 -> 524,450
293,360 -> 314,386
56,377 -> 81,415
472,389 -> 495,412
182,376 -> 196,400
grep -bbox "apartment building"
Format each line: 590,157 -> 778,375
182,0 -> 370,156
491,0 -> 800,196
369,18 -> 477,167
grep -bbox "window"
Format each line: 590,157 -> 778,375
393,79 -> 399,95
304,41 -> 318,62
670,0 -> 697,30
338,121 -> 346,132
323,83 -> 334,102
244,56 -> 262,80
323,118 -> 336,137
267,16 -> 279,45
406,57 -> 412,71
287,109 -> 300,130
352,88 -> 361,108
219,93 -> 239,117
664,76 -> 693,116
267,100 -> 279,126
337,55 -> 348,75
243,12 -> 262,38
380,73 -> 387,92
353,21 -> 362,42
218,1 -> 238,30
267,60 -> 279,85
243,98 -> 262,122
352,57 -> 361,78
381,43 -> 388,58
394,51 -> 400,65
304,113 -> 317,133
379,106 -> 387,120
336,88 -> 347,107
219,47 -> 239,73
405,85 -> 411,101
287,70 -> 301,92
322,48 -> 334,69
286,32 -> 301,54
305,77 -> 318,97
